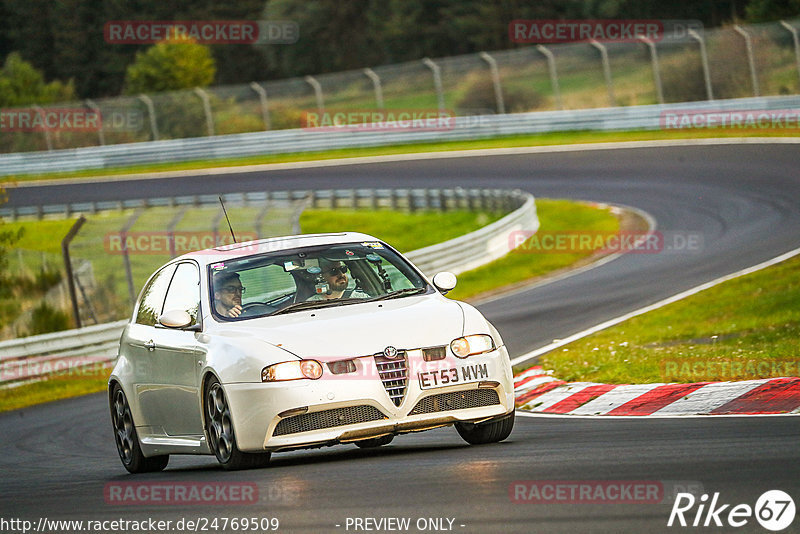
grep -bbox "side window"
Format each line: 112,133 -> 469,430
136,264 -> 176,326
162,263 -> 201,324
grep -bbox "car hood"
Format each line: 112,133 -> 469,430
209,295 -> 466,359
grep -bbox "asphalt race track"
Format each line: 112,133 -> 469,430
2,142 -> 800,533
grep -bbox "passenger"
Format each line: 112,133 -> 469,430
307,260 -> 369,300
213,272 -> 244,317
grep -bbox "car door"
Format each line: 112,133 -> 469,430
148,261 -> 205,437
124,263 -> 176,435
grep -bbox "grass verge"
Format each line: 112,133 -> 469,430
2,128 -> 797,185
0,376 -> 109,413
299,209 -> 501,253
538,253 -> 800,385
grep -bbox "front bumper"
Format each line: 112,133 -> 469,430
224,345 -> 514,452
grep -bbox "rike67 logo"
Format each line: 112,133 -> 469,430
668,490 -> 795,531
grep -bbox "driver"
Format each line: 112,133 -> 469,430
213,271 -> 244,317
307,260 -> 369,301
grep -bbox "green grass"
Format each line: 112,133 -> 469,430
448,200 -> 621,301
0,376 -> 109,412
2,128 -> 798,185
539,253 -> 800,385
299,209 -> 502,253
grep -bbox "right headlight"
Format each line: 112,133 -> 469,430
450,334 -> 495,358
261,360 -> 323,382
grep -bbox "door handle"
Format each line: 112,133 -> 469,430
144,339 -> 156,351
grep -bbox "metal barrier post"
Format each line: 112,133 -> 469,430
62,216 -> 86,328
193,88 -> 215,136
536,45 -> 563,110
85,99 -> 105,146
250,82 -> 271,131
138,94 -> 159,141
479,52 -> 505,114
304,75 -> 325,114
121,209 -> 143,305
734,25 -> 760,97
689,29 -> 714,101
363,68 -> 385,110
422,58 -> 446,112
590,40 -> 616,107
640,37 -> 664,105
32,106 -> 53,151
780,21 -> 800,88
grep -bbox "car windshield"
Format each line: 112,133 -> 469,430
209,241 -> 430,320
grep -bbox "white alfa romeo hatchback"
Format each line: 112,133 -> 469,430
109,232 -> 515,472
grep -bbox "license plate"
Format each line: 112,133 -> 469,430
418,363 -> 488,390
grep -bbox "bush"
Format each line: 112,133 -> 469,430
456,76 -> 544,113
28,302 -> 71,336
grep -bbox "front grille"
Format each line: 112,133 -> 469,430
409,389 -> 500,415
375,352 -> 408,406
273,405 -> 387,436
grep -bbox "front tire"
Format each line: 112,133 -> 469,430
455,412 -> 514,445
204,377 -> 270,470
110,384 -> 169,473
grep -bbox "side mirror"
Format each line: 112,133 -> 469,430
158,309 -> 194,329
432,272 -> 457,294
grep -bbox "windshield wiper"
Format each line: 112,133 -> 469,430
270,297 -> 365,316
367,287 -> 427,302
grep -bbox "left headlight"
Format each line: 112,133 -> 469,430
450,334 -> 495,358
262,360 -> 323,382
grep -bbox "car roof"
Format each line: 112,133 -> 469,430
174,231 -> 383,265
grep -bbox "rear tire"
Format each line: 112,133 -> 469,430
204,377 -> 270,470
455,412 -> 514,445
110,384 -> 169,473
354,434 -> 394,448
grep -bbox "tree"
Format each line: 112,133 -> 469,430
0,52 -> 74,107
746,0 -> 800,21
123,35 -> 216,95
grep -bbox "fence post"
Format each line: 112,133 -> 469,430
780,21 -> 800,88
32,106 -> 53,151
733,25 -> 760,97
536,45 -> 563,110
85,99 -> 105,146
590,40 -> 616,107
62,216 -> 87,328
422,58 -> 446,112
166,207 -> 186,258
121,209 -> 142,306
479,52 -> 505,114
689,29 -> 714,101
363,68 -> 385,110
249,82 -> 271,131
639,37 -> 664,105
138,94 -> 159,141
193,88 -> 215,136
304,75 -> 325,114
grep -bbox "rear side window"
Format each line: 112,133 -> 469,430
135,264 -> 176,326
162,262 -> 201,324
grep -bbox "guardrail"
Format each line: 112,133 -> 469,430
0,188 -> 537,387
2,95 -> 799,177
